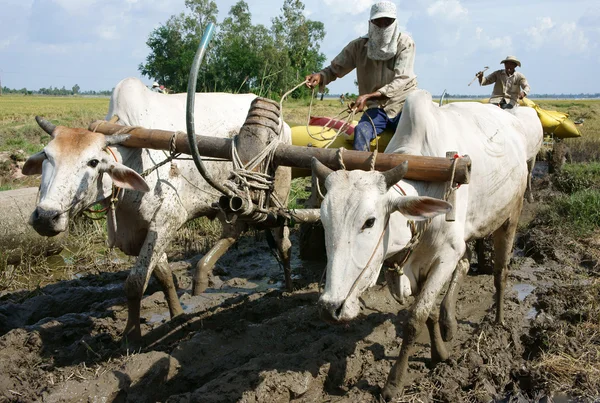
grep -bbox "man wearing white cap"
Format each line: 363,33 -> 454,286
477,56 -> 530,110
305,1 -> 417,151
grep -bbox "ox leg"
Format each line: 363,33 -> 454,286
123,207 -> 185,344
383,261 -> 455,401
525,157 -> 536,203
153,254 -> 184,319
492,200 -> 523,324
426,309 -> 449,366
273,224 -> 293,291
192,221 -> 245,296
439,255 -> 470,342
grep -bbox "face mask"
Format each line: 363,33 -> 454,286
367,20 -> 399,61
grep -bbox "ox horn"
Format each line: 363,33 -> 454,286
311,157 -> 334,184
35,116 -> 56,136
104,134 -> 131,146
382,161 -> 409,189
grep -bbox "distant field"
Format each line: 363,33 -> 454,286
0,94 -> 598,157
0,95 -> 109,154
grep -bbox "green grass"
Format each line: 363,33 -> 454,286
538,189 -> 600,237
0,95 -> 109,154
553,162 -> 600,193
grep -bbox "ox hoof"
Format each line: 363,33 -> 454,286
121,327 -> 143,349
381,382 -> 402,402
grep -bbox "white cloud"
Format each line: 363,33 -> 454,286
426,0 -> 467,21
0,36 -> 18,50
53,0 -> 98,16
96,25 -> 119,41
323,0 -> 374,15
525,17 -> 589,54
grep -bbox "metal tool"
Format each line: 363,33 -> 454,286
468,66 -> 489,86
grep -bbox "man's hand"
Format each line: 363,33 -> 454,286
476,71 -> 484,85
519,91 -> 526,99
305,73 -> 321,89
351,94 -> 369,112
350,91 -> 382,112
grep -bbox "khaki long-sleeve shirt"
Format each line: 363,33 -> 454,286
318,32 -> 418,119
481,70 -> 530,106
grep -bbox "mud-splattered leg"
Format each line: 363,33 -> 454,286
439,255 -> 470,341
122,199 -> 186,344
153,254 -> 184,318
525,157 -> 536,203
192,220 -> 245,296
426,309 -> 449,366
273,224 -> 293,291
492,197 -> 523,324
382,256 -> 456,401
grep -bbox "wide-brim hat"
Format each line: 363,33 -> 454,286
370,1 -> 397,20
501,55 -> 521,67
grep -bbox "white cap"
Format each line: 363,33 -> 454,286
152,82 -> 159,87
370,1 -> 397,20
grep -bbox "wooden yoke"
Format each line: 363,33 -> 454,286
88,121 -> 472,184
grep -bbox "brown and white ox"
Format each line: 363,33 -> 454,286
312,89 -> 540,400
23,77 -> 292,342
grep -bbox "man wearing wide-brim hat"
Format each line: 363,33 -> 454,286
477,55 -> 530,110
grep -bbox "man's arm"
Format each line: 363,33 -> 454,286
519,74 -> 530,99
306,40 -> 359,91
480,71 -> 497,86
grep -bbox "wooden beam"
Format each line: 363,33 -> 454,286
88,121 -> 471,184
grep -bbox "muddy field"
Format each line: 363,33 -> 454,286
1,174 -> 599,403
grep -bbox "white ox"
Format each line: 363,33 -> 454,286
22,77 -> 292,342
312,89 -> 539,400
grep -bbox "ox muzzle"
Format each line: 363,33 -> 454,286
29,205 -> 69,237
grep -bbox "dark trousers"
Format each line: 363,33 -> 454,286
353,108 -> 402,151
494,98 -> 514,110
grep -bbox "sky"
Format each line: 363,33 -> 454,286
1,0 -> 599,97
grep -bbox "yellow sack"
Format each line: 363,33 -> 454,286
519,98 -> 581,139
290,121 -> 394,178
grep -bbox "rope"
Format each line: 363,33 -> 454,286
335,217 -> 390,307
336,148 -> 346,170
83,146 -> 120,219
443,154 -> 461,201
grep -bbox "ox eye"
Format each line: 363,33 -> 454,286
88,159 -> 100,168
362,217 -> 375,230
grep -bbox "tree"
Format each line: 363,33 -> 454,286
138,0 -> 326,98
270,0 -> 326,98
139,0 -> 218,93
214,1 -> 281,95
72,84 -> 80,95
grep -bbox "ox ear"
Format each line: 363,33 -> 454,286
394,196 -> 452,221
105,162 -> 151,193
382,161 -> 408,189
22,151 -> 47,175
311,157 -> 333,184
